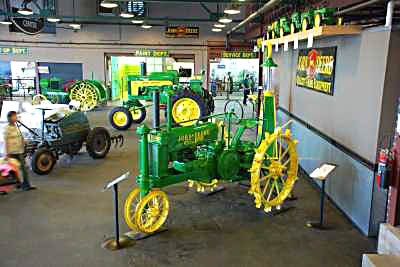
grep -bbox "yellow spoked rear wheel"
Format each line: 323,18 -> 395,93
172,98 -> 201,126
124,188 -> 141,231
249,128 -> 299,213
135,191 -> 170,233
113,112 -> 129,127
69,82 -> 98,111
32,94 -> 47,105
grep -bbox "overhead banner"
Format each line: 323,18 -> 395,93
296,47 -> 337,95
133,50 -> 170,57
221,51 -> 258,59
165,26 -> 199,38
0,47 -> 28,55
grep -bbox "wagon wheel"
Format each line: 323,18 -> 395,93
249,128 -> 299,213
69,82 -> 98,111
135,190 -> 170,233
124,188 -> 141,231
32,94 -> 47,105
188,179 -> 219,193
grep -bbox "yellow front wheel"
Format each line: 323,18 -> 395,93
135,191 -> 170,233
109,107 -> 133,131
249,128 -> 299,213
124,188 -> 141,231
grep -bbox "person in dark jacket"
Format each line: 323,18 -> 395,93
242,74 -> 251,106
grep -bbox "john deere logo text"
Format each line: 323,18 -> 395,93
178,129 -> 211,145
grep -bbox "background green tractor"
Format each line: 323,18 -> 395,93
266,24 -> 274,40
39,77 -> 71,104
109,70 -> 215,130
272,21 -> 280,39
314,7 -> 343,28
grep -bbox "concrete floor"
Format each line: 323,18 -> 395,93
0,99 -> 376,267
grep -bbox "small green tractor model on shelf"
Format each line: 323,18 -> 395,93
38,78 -> 108,111
109,70 -> 214,131
122,85 -> 300,234
267,7 -> 343,38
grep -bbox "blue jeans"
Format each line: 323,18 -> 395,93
10,154 -> 31,189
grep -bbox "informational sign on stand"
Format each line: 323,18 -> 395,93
296,47 -> 337,95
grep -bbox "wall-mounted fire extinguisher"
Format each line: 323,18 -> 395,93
377,149 -> 393,190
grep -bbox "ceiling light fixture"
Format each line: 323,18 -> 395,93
218,16 -> 232,24
100,0 -> 118,9
120,11 -> 135,18
212,28 -> 222,32
47,17 -> 60,23
214,22 -> 226,28
132,19 -> 144,24
18,7 -> 33,16
141,24 -> 152,29
224,5 -> 240,15
0,20 -> 12,25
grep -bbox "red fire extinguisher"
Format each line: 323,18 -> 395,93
377,149 -> 392,191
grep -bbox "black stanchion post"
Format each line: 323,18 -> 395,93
113,184 -> 120,248
319,179 -> 326,226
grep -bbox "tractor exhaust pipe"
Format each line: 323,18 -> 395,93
153,91 -> 160,129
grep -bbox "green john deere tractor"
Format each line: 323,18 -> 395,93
109,70 -> 214,131
122,86 -> 300,234
279,16 -> 291,37
37,78 -> 108,111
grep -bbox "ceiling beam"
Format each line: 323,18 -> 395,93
114,0 -> 264,3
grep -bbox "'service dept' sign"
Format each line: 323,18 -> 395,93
296,47 -> 337,95
221,51 -> 258,59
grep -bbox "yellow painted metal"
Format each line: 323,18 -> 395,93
291,23 -> 295,34
69,82 -> 98,111
302,18 -> 308,32
112,112 -> 129,127
124,188 -> 141,231
188,179 -> 219,193
249,128 -> 299,213
32,94 -> 48,105
172,98 -> 201,126
130,109 -> 143,120
135,190 -> 170,233
315,13 -> 321,29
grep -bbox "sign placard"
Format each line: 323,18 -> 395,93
165,26 -> 199,38
0,47 -> 28,55
296,47 -> 337,95
133,50 -> 170,57
221,51 -> 258,59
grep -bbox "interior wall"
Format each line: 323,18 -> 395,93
275,27 -> 392,236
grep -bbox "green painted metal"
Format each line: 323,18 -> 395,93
291,12 -> 302,32
135,91 -> 277,197
39,77 -> 70,104
315,7 -> 339,26
279,16 -> 290,36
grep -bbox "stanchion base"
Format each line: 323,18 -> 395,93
306,221 -> 328,230
102,236 -> 135,251
125,228 -> 168,241
264,206 -> 294,217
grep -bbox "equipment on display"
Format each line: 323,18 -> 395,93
109,70 -> 214,130
122,46 -> 299,234
38,78 -> 108,111
266,6 -> 342,37
17,106 -> 123,175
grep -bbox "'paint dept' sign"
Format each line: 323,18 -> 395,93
133,50 -> 169,57
221,51 -> 258,59
296,47 -> 337,95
